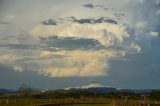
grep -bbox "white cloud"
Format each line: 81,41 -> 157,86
13,65 -> 23,72
38,50 -> 116,77
81,83 -> 108,88
0,49 -> 116,77
129,43 -> 141,53
149,31 -> 159,38
31,20 -> 128,47
0,42 -> 136,78
135,21 -> 148,29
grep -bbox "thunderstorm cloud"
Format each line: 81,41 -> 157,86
0,0 -> 160,89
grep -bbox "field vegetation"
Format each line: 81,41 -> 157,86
0,85 -> 160,106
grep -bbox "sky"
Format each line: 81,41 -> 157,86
0,0 -> 160,89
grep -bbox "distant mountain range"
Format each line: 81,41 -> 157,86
0,86 -> 159,95
65,87 -> 157,94
0,89 -> 16,94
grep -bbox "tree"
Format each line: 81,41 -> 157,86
149,90 -> 160,100
18,84 -> 32,98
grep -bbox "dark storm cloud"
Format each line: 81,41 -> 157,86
82,3 -> 105,9
104,19 -> 118,24
0,35 -> 104,51
71,17 -> 93,24
40,36 -> 104,50
82,3 -> 94,8
70,17 -> 118,24
82,3 -> 112,11
41,17 -> 118,26
41,19 -> 58,25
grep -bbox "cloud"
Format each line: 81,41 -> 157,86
0,21 -> 10,25
1,0 -> 159,80
38,50 -> 116,77
7,50 -> 117,77
71,17 -> 118,24
149,31 -> 159,38
154,0 -> 160,4
40,36 -> 103,50
0,47 -> 117,78
82,3 -> 111,12
13,65 -> 23,72
157,9 -> 160,15
104,19 -> 118,24
135,21 -> 148,29
65,83 -> 108,90
0,43 -> 136,78
82,3 -> 94,8
31,19 -> 128,47
41,19 -> 62,25
81,83 -> 107,88
128,42 -> 141,53
114,13 -> 125,16
0,54 -> 21,63
26,13 -> 145,78
0,43 -> 36,49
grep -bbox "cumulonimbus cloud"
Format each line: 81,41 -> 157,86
26,16 -> 140,77
1,0 -> 159,78
0,16 -> 141,78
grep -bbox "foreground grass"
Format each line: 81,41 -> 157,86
0,104 -> 29,106
0,104 -> 111,106
0,99 -> 160,106
62,104 -> 111,106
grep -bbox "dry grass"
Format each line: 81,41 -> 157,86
0,99 -> 160,106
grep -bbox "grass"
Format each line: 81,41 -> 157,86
0,99 -> 160,106
0,104 -> 40,106
0,103 -> 111,106
62,104 -> 111,106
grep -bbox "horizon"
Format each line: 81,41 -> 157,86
1,83 -> 160,91
0,0 -> 160,90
